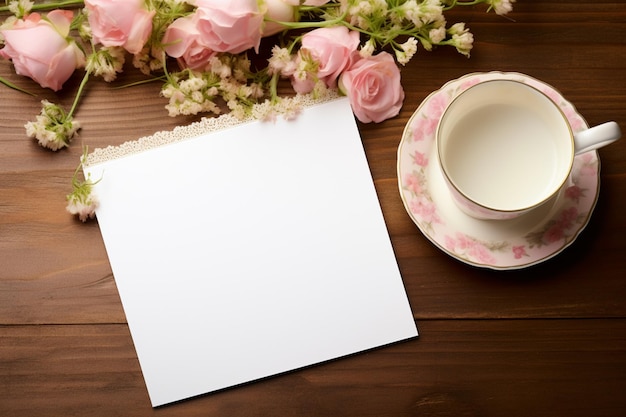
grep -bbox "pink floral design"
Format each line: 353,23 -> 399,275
526,206 -> 582,247
409,199 -> 441,226
512,245 -> 528,259
410,92 -> 448,142
565,185 -> 585,203
536,86 -> 586,132
540,86 -> 561,104
412,115 -> 437,142
412,150 -> 429,167
424,92 -> 448,126
403,172 -> 422,195
579,152 -> 598,177
563,107 -> 585,132
444,232 -> 497,265
458,77 -> 481,92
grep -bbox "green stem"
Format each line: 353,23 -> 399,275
0,0 -> 85,13
265,8 -> 349,31
269,72 -> 279,104
0,75 -> 36,96
67,69 -> 89,119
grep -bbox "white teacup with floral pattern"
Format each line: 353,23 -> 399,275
436,79 -> 621,220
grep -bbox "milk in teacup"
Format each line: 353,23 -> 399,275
436,79 -> 619,220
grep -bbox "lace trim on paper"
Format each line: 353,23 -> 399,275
84,90 -> 342,167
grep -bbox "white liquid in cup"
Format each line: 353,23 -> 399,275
438,80 -> 574,214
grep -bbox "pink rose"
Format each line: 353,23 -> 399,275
162,15 -> 216,71
262,0 -> 296,36
194,0 -> 264,54
339,52 -> 405,123
85,0 -> 155,54
0,10 -> 85,91
293,27 -> 360,93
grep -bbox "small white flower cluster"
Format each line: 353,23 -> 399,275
490,0 -> 516,16
85,46 -> 125,82
250,85 -> 336,123
6,0 -> 33,19
162,71 -> 221,117
66,190 -> 99,222
66,149 -> 99,222
325,0 -> 483,62
161,55 -> 264,118
24,100 -> 81,151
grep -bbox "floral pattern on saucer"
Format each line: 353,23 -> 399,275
397,72 -> 600,270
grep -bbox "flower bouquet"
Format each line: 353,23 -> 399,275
0,0 -> 515,220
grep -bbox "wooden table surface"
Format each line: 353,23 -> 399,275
1,1 -> 625,416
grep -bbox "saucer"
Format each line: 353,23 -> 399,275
397,72 -> 600,270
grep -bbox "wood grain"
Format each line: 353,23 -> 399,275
1,1 -> 625,415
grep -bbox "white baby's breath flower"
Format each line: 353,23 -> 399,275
209,56 -> 232,79
490,0 -> 516,15
78,20 -> 92,40
429,25 -> 447,44
279,99 -> 302,121
248,83 -> 265,99
25,100 -> 81,151
86,47 -> 125,82
448,23 -> 474,57
66,150 -> 99,222
268,46 -> 293,75
359,39 -> 376,58
132,46 -> 163,75
418,0 -> 444,25
398,0 -> 422,28
8,0 -> 33,18
251,100 -> 277,122
228,101 -> 248,120
396,37 -> 418,65
66,195 -> 99,222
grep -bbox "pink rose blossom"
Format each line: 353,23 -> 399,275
85,0 -> 155,54
293,27 -> 360,92
194,0 -> 264,54
339,51 -> 405,123
262,0 -> 296,36
162,15 -> 216,71
0,10 -> 85,91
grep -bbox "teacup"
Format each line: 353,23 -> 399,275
437,79 -> 621,220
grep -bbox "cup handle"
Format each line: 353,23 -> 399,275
573,121 -> 621,154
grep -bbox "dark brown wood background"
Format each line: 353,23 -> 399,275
1,1 -> 625,416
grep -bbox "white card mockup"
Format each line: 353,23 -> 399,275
84,97 -> 418,407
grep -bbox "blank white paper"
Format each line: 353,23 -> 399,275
85,97 -> 418,407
